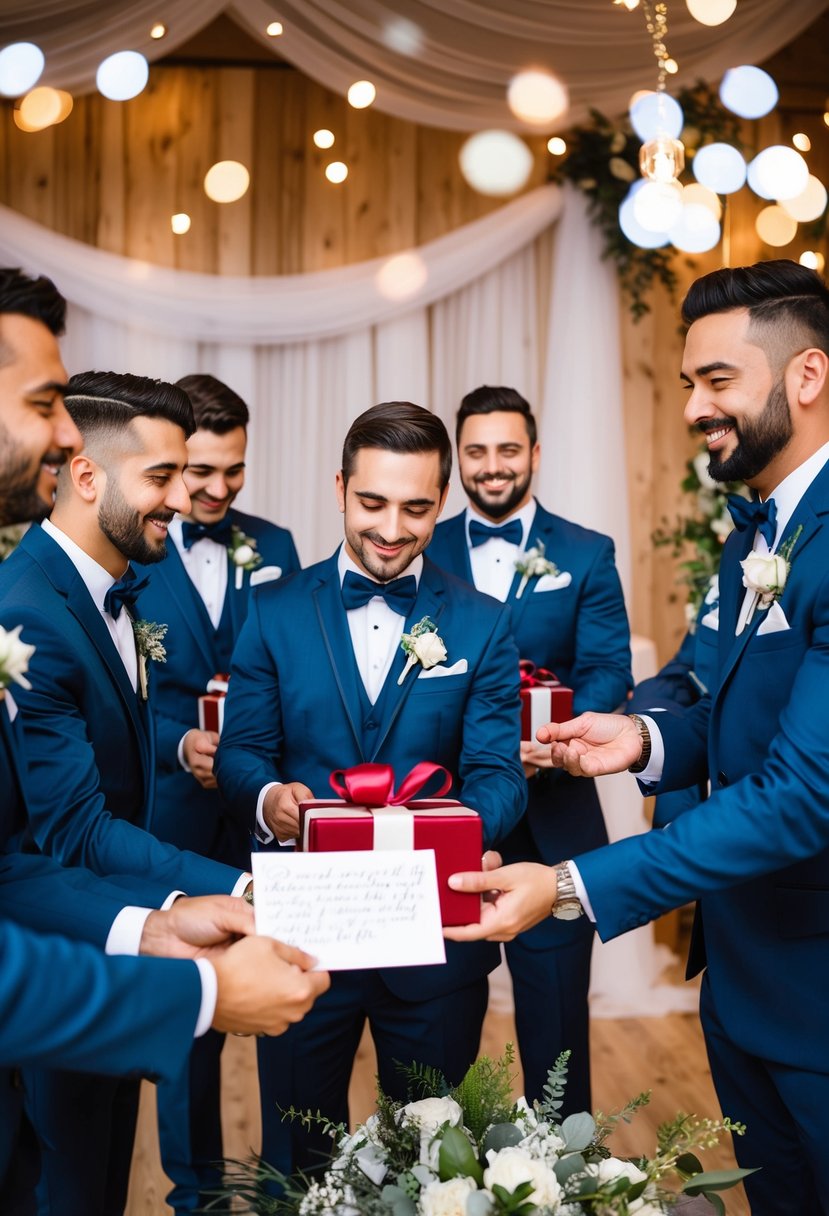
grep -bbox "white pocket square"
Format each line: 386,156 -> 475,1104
757,601 -> 791,635
533,572 -> 573,593
418,658 -> 469,679
250,565 -> 282,587
700,607 -> 719,632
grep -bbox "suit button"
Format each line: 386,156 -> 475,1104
717,771 -> 728,787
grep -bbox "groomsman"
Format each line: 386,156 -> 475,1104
137,373 -> 300,1210
0,268 -> 328,1212
447,260 -> 829,1213
216,401 -> 527,1171
428,386 -> 631,1112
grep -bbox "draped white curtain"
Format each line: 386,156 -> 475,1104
0,0 -> 823,131
0,184 -> 631,592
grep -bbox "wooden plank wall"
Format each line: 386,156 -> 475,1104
0,61 -> 826,661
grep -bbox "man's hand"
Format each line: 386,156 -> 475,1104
139,895 -> 255,962
183,729 -> 220,789
537,711 -> 641,777
263,782 -> 313,842
211,936 -> 330,1036
443,860 -> 558,942
520,739 -> 557,777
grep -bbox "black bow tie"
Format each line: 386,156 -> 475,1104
727,494 -> 777,548
181,518 -> 234,550
341,571 -> 418,616
104,568 -> 149,621
468,518 -> 523,549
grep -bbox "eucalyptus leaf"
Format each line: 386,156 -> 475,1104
438,1126 -> 484,1186
482,1123 -> 524,1156
675,1152 -> 703,1176
560,1112 -> 595,1152
466,1189 -> 494,1216
393,1197 -> 417,1216
683,1167 -> 759,1195
553,1153 -> 585,1184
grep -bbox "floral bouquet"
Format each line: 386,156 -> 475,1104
210,1049 -> 753,1215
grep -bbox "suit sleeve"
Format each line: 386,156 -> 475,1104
569,538 -> 633,715
455,604 -> 527,849
154,705 -> 195,773
0,918 -> 200,1083
629,627 -> 701,713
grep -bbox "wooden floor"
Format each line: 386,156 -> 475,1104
125,997 -> 750,1216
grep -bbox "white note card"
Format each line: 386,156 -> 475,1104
251,849 -> 446,971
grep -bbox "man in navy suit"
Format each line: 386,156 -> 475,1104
0,268 -> 329,1213
447,261 -> 829,1213
137,374 -> 301,1210
428,387 -> 631,1112
216,401 -> 527,1172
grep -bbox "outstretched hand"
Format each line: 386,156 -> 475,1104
537,711 -> 642,777
443,852 -> 558,943
139,894 -> 255,962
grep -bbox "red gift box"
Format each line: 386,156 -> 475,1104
298,763 -> 481,927
197,673 -> 231,735
519,661 -> 573,742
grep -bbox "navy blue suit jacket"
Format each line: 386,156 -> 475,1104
428,503 -> 632,863
0,526 -> 243,895
578,458 -> 829,1071
136,509 -> 300,865
215,552 -> 527,999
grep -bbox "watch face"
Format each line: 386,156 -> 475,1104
552,899 -> 583,921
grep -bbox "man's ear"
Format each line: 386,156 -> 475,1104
69,453 -> 104,504
793,347 -> 829,407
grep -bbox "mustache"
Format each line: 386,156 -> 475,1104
473,471 -> 517,484
41,450 -> 69,467
145,511 -> 175,525
362,531 -> 413,548
695,419 -> 734,435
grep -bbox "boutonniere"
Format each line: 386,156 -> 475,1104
514,540 -> 561,599
228,525 -> 263,590
740,524 -> 803,624
132,619 -> 168,700
0,624 -> 35,698
397,616 -> 447,685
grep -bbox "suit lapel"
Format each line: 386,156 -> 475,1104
443,516 -> 474,583
224,509 -> 248,640
0,701 -> 26,833
161,541 -> 219,665
313,561 -> 367,761
505,503 -> 553,631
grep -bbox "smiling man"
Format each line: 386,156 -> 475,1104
215,400 -> 526,1175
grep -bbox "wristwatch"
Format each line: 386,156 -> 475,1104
627,714 -> 652,774
551,861 -> 584,920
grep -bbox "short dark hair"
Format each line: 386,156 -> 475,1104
176,373 -> 250,433
682,259 -> 829,365
0,267 -> 66,335
65,370 -> 195,444
456,385 -> 537,447
342,402 -> 452,490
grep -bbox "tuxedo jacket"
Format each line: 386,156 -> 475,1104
428,503 -> 632,863
0,525 -> 242,895
136,509 -> 300,866
578,458 -> 829,1071
215,552 -> 527,999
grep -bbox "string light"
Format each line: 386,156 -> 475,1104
97,51 -> 149,101
325,161 -> 348,184
15,87 -> 73,131
547,137 -> 567,155
792,133 -> 811,152
313,129 -> 335,149
150,23 -> 167,39
459,130 -> 533,197
266,22 -> 284,37
347,81 -> 376,109
800,251 -> 825,273
171,213 -> 191,234
204,161 -> 250,203
686,0 -> 736,24
0,43 -> 45,96
507,70 -> 569,126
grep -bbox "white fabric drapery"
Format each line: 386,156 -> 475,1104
0,0 -> 823,131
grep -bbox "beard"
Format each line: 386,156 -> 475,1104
98,477 -> 172,565
461,467 -> 532,521
703,379 -> 793,484
345,527 -> 422,582
0,420 -> 57,526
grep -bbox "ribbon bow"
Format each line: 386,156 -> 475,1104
727,494 -> 777,548
519,660 -> 562,690
329,762 -> 452,806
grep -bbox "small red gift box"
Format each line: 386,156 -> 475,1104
519,661 -> 573,743
298,763 -> 481,926
197,673 -> 230,735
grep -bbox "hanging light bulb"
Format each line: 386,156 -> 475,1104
640,134 -> 685,183
686,0 -> 737,25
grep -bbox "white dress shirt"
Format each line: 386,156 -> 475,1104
465,501 -> 537,601
169,517 -> 228,630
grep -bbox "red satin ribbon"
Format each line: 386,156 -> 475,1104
519,660 -> 561,690
329,762 -> 452,806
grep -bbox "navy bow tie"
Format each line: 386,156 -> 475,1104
468,518 -> 523,549
104,569 -> 149,621
341,570 -> 418,616
181,518 -> 234,550
727,494 -> 778,548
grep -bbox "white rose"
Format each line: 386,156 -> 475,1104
483,1147 -> 561,1209
401,1096 -> 463,1135
741,551 -> 787,598
0,624 -> 35,691
411,631 -> 447,670
586,1157 -> 648,1187
233,543 -> 255,566
420,1176 -> 477,1216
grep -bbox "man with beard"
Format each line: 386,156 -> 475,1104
427,386 -> 631,1113
446,260 -> 829,1214
215,401 -> 526,1175
0,369 -> 277,1214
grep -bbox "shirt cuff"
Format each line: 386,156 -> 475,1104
178,732 -> 192,773
105,906 -> 153,956
636,714 -> 665,784
231,873 -> 253,898
161,890 -> 186,911
193,959 -> 217,1037
255,782 -> 280,845
568,862 -> 596,924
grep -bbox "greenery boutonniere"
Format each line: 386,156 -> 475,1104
132,619 -> 168,700
514,540 -> 560,599
740,524 -> 803,627
398,616 -> 447,685
0,624 -> 35,697
228,525 -> 262,590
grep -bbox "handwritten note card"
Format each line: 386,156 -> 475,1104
251,849 -> 446,971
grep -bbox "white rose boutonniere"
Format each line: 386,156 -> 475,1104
0,624 -> 35,697
132,619 -> 168,700
228,525 -> 263,590
740,524 -> 802,623
514,539 -> 560,599
397,616 -> 447,685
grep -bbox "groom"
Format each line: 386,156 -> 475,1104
447,260 -> 829,1214
216,401 -> 527,1172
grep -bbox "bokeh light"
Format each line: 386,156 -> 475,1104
204,160 -> 250,203
96,50 -> 149,101
459,130 -> 533,197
